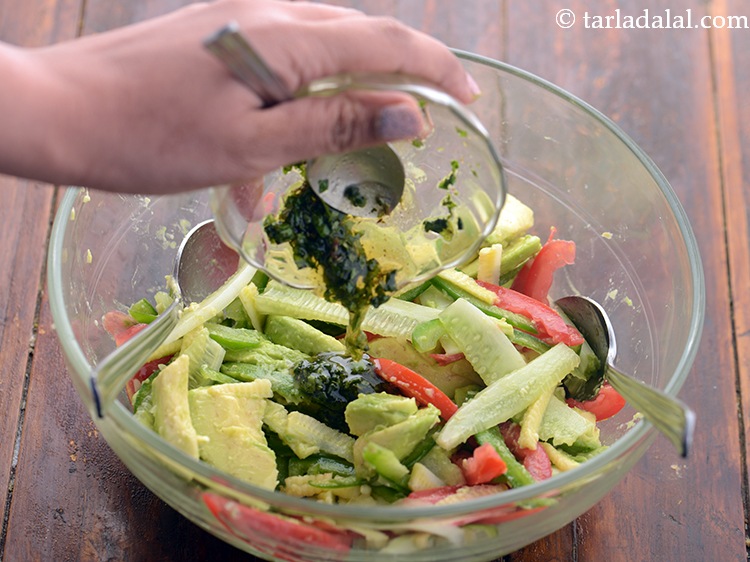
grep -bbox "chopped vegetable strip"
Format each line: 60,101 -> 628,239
511,228 -> 576,302
462,443 -> 508,485
437,344 -> 580,450
373,358 -> 458,420
476,282 -> 584,346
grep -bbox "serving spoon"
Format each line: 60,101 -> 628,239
203,21 -> 406,218
89,219 -> 239,418
555,295 -> 695,457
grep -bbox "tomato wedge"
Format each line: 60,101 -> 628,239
476,281 -> 583,346
499,422 -> 552,481
125,355 -> 174,403
102,310 -> 137,342
429,352 -> 465,366
113,323 -> 147,347
567,383 -> 626,421
203,492 -> 351,557
373,358 -> 458,420
511,228 -> 576,303
405,485 -> 462,505
462,443 -> 508,485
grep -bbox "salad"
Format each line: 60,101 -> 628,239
103,193 -> 626,551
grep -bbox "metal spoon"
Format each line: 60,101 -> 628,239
89,220 -> 238,418
555,295 -> 695,458
203,21 -> 406,218
175,219 -> 239,303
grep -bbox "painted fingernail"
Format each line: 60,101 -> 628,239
377,103 -> 424,141
466,72 -> 482,99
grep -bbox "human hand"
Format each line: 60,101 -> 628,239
4,0 -> 479,194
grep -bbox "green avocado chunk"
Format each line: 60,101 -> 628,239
345,392 -> 418,436
352,404 -> 440,478
188,379 -> 278,490
151,354 -> 200,458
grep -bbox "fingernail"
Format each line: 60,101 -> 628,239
377,103 -> 424,142
466,72 -> 482,99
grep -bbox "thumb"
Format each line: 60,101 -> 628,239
257,91 -> 425,167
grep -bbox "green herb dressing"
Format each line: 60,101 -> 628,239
263,182 -> 397,358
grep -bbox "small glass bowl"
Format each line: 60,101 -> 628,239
209,73 -> 506,291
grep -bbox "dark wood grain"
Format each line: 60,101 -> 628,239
0,0 -> 82,549
506,1 -> 746,560
0,177 -> 54,552
1,0 -> 748,560
712,0 -> 750,524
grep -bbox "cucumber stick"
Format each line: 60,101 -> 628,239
437,343 -> 580,450
437,269 -> 497,305
286,411 -> 355,463
264,315 -> 345,354
165,262 -> 257,345
411,318 -> 446,353
439,298 -> 526,385
255,281 -> 439,338
362,442 -> 410,491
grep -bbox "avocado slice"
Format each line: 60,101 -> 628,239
353,405 -> 440,478
151,354 -> 200,459
345,392 -> 418,436
189,379 -> 278,490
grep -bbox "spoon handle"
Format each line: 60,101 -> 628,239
89,298 -> 182,418
605,365 -> 695,458
204,21 -> 292,106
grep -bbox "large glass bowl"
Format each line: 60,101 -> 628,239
47,51 -> 704,561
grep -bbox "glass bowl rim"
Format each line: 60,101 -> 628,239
47,50 -> 705,521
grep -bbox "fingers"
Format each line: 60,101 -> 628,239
309,16 -> 477,103
274,1 -> 363,21
231,91 -> 426,173
228,5 -> 478,105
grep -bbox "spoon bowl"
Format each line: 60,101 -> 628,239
306,146 -> 405,217
555,295 -> 695,457
176,219 -> 239,304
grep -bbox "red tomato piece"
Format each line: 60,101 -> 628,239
499,422 -> 553,481
456,504 -> 546,526
102,310 -> 137,341
521,445 -> 553,481
567,383 -> 626,421
429,352 -> 466,366
114,323 -> 147,347
125,355 -> 174,403
462,443 -> 508,485
373,358 -> 458,420
202,492 -> 351,557
511,228 -> 576,303
476,281 -> 584,346
405,485 -> 462,505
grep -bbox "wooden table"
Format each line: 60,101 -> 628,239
1,0 -> 748,560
